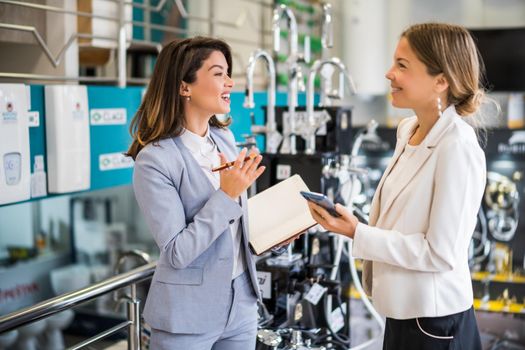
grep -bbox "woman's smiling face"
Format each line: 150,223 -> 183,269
385,37 -> 440,111
182,50 -> 234,117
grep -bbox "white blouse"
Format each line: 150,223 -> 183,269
180,127 -> 246,279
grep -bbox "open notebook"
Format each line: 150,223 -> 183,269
248,174 -> 317,255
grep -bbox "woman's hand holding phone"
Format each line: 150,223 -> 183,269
302,192 -> 359,238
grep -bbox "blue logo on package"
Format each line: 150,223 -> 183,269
2,102 -> 18,122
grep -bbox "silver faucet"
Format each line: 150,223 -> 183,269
113,249 -> 151,304
304,57 -> 357,154
273,4 -> 299,154
351,120 -> 381,159
321,3 -> 333,49
320,3 -> 346,107
244,49 -> 280,154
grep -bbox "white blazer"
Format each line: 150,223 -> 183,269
352,105 -> 486,319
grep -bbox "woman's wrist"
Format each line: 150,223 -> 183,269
347,218 -> 359,239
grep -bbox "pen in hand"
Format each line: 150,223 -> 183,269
212,152 -> 257,172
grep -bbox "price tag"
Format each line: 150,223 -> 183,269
257,271 -> 272,299
304,283 -> 327,305
330,302 -> 346,333
28,111 -> 40,127
276,164 -> 291,180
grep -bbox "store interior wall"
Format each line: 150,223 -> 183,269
1,0 -> 525,327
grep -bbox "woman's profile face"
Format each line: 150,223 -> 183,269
184,50 -> 234,117
384,37 -> 439,111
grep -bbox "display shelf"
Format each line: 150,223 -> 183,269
474,298 -> 525,314
347,286 -> 525,315
471,271 -> 525,284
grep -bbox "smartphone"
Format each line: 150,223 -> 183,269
300,191 -> 341,217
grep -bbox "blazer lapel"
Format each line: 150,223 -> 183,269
210,129 -> 234,160
375,106 -> 457,224
368,120 -> 416,225
172,136 -> 216,195
378,145 -> 433,221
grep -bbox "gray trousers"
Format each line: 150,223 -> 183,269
149,271 -> 258,350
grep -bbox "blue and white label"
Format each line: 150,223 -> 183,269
28,111 -> 40,127
99,152 -> 134,171
2,101 -> 17,122
90,108 -> 127,125
2,111 -> 17,122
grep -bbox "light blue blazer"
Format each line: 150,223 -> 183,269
133,126 -> 260,334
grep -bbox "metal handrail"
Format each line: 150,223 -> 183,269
0,261 -> 156,334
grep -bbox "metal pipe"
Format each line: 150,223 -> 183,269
68,321 -> 132,350
127,298 -> 141,350
305,57 -> 357,154
351,120 -> 380,159
0,262 -> 156,334
320,3 -> 334,106
115,250 -> 151,273
272,4 -> 299,154
118,0 -> 127,87
244,49 -> 277,153
113,250 -> 151,304
272,5 -> 298,55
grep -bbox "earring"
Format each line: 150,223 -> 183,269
437,97 -> 443,118
186,96 -> 191,102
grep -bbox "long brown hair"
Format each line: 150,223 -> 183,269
401,23 -> 486,117
127,36 -> 232,159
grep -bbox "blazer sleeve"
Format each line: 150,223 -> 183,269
352,138 -> 485,272
133,146 -> 243,269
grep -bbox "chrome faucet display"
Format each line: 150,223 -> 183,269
273,4 -> 310,155
304,57 -> 357,154
244,49 -> 281,154
321,3 -> 333,49
319,2 -> 344,107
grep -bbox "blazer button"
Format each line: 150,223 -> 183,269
229,219 -> 235,224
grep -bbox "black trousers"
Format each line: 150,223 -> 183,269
383,306 -> 482,350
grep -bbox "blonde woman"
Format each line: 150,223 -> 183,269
308,23 -> 486,349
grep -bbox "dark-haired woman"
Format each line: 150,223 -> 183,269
307,23 -> 486,349
128,36 -> 265,349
